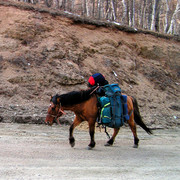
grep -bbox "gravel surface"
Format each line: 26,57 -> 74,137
0,123 -> 180,180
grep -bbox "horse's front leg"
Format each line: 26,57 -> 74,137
87,120 -> 96,150
105,128 -> 120,146
69,116 -> 81,147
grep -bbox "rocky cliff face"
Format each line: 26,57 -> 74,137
0,2 -> 179,128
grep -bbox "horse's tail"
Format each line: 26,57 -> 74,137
131,96 -> 152,135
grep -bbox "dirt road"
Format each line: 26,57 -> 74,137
0,123 -> 179,180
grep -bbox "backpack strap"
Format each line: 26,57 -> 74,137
104,126 -> 110,139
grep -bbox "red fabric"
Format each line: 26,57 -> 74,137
88,76 -> 95,86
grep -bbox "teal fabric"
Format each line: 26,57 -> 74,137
99,84 -> 124,128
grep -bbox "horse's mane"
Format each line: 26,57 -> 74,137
53,87 -> 96,106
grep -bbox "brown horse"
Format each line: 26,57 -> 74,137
45,88 -> 152,149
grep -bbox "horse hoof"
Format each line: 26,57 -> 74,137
87,146 -> 93,150
133,144 -> 138,148
104,143 -> 112,146
70,142 -> 75,148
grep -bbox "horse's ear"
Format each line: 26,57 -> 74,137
57,97 -> 60,104
50,95 -> 52,101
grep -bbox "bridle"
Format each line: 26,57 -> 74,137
47,103 -> 66,126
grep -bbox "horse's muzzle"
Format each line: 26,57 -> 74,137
45,121 -> 52,126
45,115 -> 54,126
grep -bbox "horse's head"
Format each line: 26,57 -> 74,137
45,95 -> 63,126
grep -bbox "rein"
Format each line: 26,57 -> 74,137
59,108 -> 66,115
56,107 -> 66,126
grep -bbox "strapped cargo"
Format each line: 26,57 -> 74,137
98,84 -> 129,128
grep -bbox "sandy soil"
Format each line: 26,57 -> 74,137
0,123 -> 179,180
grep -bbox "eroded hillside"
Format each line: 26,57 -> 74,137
0,1 -> 179,128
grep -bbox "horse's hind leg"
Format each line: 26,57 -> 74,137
128,116 -> 139,148
69,116 -> 81,147
87,120 -> 96,149
105,128 -> 120,146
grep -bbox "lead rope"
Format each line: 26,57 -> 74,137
104,126 -> 110,139
56,117 -> 61,126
